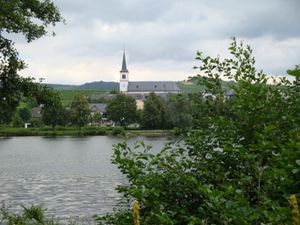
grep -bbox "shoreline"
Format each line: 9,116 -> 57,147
0,127 -> 174,137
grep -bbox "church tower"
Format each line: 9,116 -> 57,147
119,51 -> 129,92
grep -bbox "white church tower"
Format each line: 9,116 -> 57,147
119,51 -> 129,93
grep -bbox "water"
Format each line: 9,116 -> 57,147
0,136 -> 167,221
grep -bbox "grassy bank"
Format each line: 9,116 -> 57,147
125,129 -> 173,137
0,127 -> 174,137
0,127 -> 108,137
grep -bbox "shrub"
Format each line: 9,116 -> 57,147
111,126 -> 125,136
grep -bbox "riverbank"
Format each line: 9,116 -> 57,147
0,127 -> 174,137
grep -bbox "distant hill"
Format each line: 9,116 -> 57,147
47,79 -> 232,93
46,81 -> 119,91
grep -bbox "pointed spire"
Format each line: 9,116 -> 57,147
120,50 -> 129,73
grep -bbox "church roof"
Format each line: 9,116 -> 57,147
120,51 -> 128,73
127,81 -> 180,92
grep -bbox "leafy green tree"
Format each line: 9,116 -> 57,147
142,92 -> 166,129
0,0 -> 62,124
166,94 -> 192,132
41,89 -> 66,129
70,93 -> 91,128
18,107 -> 31,123
12,113 -> 24,128
98,39 -> 300,225
106,93 -> 137,126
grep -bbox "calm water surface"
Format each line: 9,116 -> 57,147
0,136 -> 167,221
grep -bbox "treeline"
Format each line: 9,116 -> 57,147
2,87 -> 95,129
2,84 -> 222,133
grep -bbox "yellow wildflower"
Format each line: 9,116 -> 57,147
290,194 -> 299,225
132,200 -> 140,225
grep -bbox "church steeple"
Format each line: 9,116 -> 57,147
119,50 -> 129,93
120,50 -> 129,73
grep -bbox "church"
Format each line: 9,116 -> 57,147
119,51 -> 181,95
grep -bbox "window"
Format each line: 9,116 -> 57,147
154,85 -> 157,88
122,74 -> 126,79
136,85 -> 139,88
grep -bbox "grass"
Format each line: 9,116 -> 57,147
0,127 -> 108,137
58,89 -> 107,105
177,81 -> 205,93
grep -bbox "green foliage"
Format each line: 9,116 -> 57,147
177,79 -> 231,93
0,204 -> 59,225
12,113 -> 24,128
101,39 -> 300,224
89,111 -> 102,126
57,89 -> 108,106
18,107 -> 31,122
95,209 -> 132,225
165,94 -> 192,133
106,93 -> 137,126
29,117 -> 44,128
110,89 -> 119,94
70,93 -> 91,128
41,87 -> 68,129
0,0 -> 62,125
0,126 -> 108,136
287,65 -> 300,78
142,93 -> 166,129
111,126 -> 125,136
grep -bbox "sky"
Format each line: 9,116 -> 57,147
16,0 -> 300,84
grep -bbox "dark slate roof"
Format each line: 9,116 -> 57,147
127,81 -> 180,92
120,51 -> 128,73
89,103 -> 107,113
31,107 -> 42,118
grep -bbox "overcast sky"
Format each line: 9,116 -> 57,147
16,0 -> 300,84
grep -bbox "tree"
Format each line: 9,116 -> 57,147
166,94 -> 192,132
18,107 -> 31,123
106,93 -> 137,126
142,92 -> 166,129
12,113 -> 24,128
0,0 -> 63,124
98,39 -> 300,224
69,93 -> 91,128
41,89 -> 66,129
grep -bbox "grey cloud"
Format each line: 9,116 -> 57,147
54,0 -> 175,24
17,0 -> 300,84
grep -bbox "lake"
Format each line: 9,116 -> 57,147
0,136 -> 168,222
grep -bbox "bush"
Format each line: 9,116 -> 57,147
172,127 -> 181,135
111,126 -> 125,136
